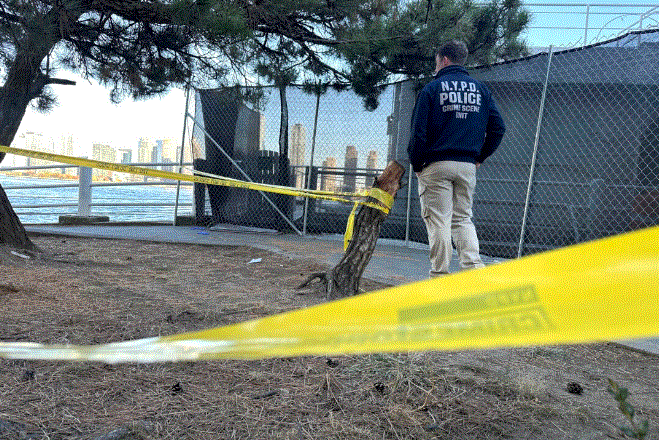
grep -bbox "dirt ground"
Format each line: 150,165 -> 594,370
1,235 -> 658,440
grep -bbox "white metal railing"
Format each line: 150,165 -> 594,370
0,162 -> 194,224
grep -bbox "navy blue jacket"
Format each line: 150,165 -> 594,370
407,65 -> 505,173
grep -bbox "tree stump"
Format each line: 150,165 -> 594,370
298,160 -> 406,299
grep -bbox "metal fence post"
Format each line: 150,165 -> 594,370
584,4 -> 590,45
405,163 -> 413,245
518,46 -> 554,258
303,90 -> 321,235
393,85 -> 412,246
174,85 -> 191,225
78,166 -> 92,216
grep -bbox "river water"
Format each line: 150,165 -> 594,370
0,174 -> 194,224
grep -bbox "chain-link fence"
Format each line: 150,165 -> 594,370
186,84 -> 400,236
470,29 -> 659,257
181,29 -> 659,258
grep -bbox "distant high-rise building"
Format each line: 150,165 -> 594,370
17,132 -> 55,168
92,143 -> 116,180
20,132 -> 46,167
343,145 -> 358,193
151,142 -> 162,164
156,138 -> 177,174
158,138 -> 177,162
118,148 -> 132,164
290,123 -> 306,188
60,134 -> 75,157
321,156 -> 338,192
156,137 -> 192,170
137,137 -> 153,181
137,137 -> 153,164
290,124 -> 306,166
58,134 -> 77,175
365,150 -> 379,187
117,148 -> 137,181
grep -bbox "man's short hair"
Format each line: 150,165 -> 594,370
439,40 -> 469,65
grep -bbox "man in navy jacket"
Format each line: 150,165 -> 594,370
407,40 -> 505,275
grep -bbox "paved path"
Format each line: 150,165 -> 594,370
27,223 -> 506,285
25,224 -> 658,356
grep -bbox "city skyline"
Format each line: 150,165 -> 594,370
5,131 -> 184,164
10,113 -> 387,179
5,130 -> 188,183
254,86 -> 392,170
11,82 -> 389,174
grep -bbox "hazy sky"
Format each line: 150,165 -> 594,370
526,0 -> 657,48
18,73 -> 187,153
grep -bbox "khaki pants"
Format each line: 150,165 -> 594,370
418,161 -> 484,275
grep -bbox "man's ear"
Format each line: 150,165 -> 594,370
434,55 -> 443,74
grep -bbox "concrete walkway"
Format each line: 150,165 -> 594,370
27,223 -> 506,285
25,223 -> 658,356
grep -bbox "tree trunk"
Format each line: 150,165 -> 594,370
298,160 -> 406,299
0,186 -> 38,251
0,49 -> 55,250
277,84 -> 290,186
276,84 -> 292,226
278,85 -> 289,161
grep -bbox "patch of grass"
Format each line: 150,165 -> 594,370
607,379 -> 649,439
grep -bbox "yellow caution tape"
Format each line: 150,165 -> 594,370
343,188 -> 392,250
344,201 -> 359,250
0,145 -> 393,213
0,226 -> 657,363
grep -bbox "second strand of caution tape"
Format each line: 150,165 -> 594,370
0,145 -> 393,214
